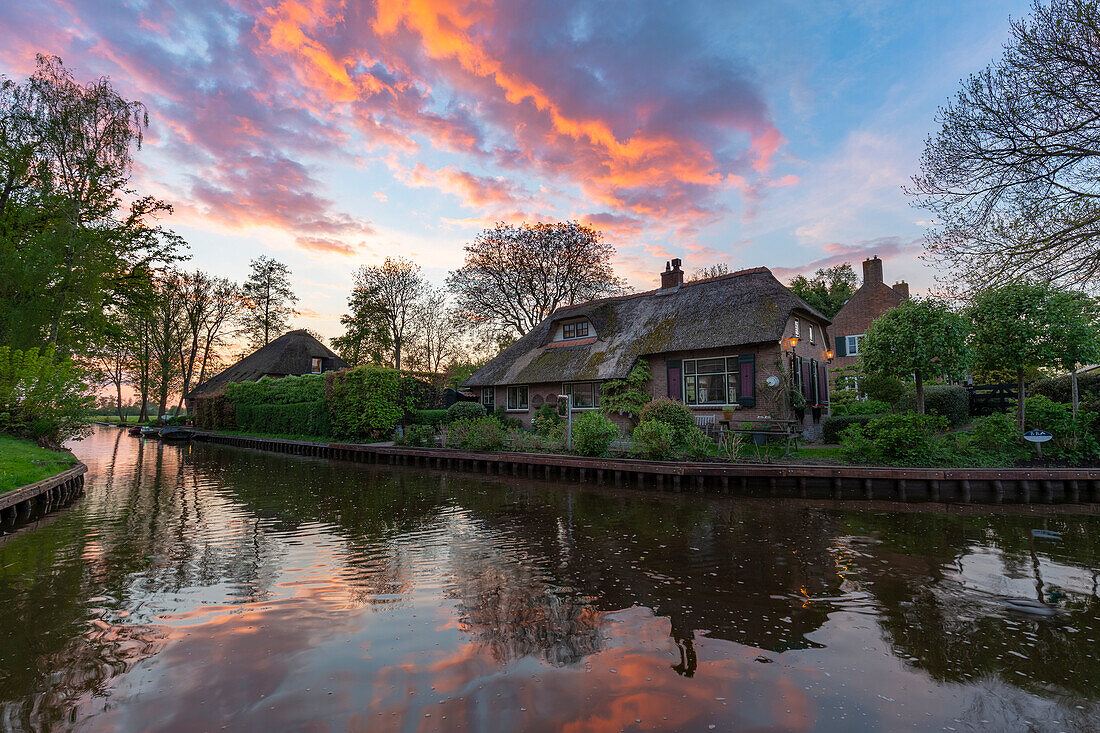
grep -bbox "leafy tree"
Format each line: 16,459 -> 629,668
241,255 -> 297,348
910,0 -> 1100,289
788,264 -> 858,318
969,282 -> 1059,431
359,257 -> 423,370
1045,290 -> 1100,413
447,221 -> 626,340
860,298 -> 971,415
0,344 -> 93,446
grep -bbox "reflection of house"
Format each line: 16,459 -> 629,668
828,256 -> 909,391
185,330 -> 346,422
463,259 -> 833,430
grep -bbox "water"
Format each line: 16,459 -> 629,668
1,427 -> 1098,731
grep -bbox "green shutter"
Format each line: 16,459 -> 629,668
835,336 -> 846,357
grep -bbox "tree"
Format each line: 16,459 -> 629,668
969,283 -> 1059,431
447,221 -> 626,340
410,286 -> 459,374
337,257 -> 422,370
1041,290 -> 1100,414
240,255 -> 297,348
910,1 -> 1100,290
788,264 -> 858,318
148,270 -> 186,421
173,270 -> 241,414
332,280 -> 391,368
860,298 -> 971,415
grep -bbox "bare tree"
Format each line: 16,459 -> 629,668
351,257 -> 423,370
409,286 -> 460,374
447,221 -> 626,340
148,270 -> 185,420
909,0 -> 1100,290
241,255 -> 297,348
173,271 -> 242,413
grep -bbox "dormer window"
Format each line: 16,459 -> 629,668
563,320 -> 589,339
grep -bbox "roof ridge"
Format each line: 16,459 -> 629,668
553,266 -> 773,314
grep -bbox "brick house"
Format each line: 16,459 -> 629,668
828,256 -> 909,391
462,260 -> 834,435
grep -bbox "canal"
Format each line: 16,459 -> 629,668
1,426 -> 1098,731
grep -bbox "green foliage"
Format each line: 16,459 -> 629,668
235,401 -> 330,438
895,385 -> 969,426
840,413 -> 950,466
398,374 -> 442,411
531,403 -> 562,435
409,409 -> 448,426
830,398 -> 891,416
225,374 -> 325,405
822,414 -> 878,444
447,401 -> 486,422
630,420 -> 677,461
0,345 -> 93,446
969,283 -> 1058,378
957,413 -> 1029,464
1032,370 -> 1100,403
0,434 -> 77,493
601,359 -> 652,419
637,398 -> 694,442
861,372 -> 907,404
787,264 -> 858,318
325,366 -> 404,440
681,426 -> 716,459
492,405 -> 523,430
1020,395 -> 1100,461
240,256 -> 298,349
395,423 -> 438,447
571,411 -> 621,456
446,417 -> 508,451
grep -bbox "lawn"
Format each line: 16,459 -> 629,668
92,415 -> 152,426
0,434 -> 79,494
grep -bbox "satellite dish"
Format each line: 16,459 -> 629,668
765,376 -> 780,387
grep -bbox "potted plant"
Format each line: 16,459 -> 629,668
721,404 -> 738,420
744,422 -> 769,446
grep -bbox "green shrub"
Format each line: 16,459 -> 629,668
235,400 -> 330,437
682,426 -> 716,459
630,420 -> 677,460
959,413 -> 1028,463
572,411 -> 620,456
396,423 -> 437,447
409,409 -> 448,426
840,412 -> 950,466
447,401 -> 486,422
1021,395 -> 1100,461
1031,370 -> 1100,404
861,373 -> 907,404
601,359 -> 652,419
894,384 -> 969,426
822,415 -> 875,443
831,398 -> 891,416
492,405 -> 523,430
325,366 -> 404,440
532,403 -> 561,435
226,374 -> 324,405
446,417 -> 508,451
0,345 -> 93,446
637,398 -> 694,442
398,374 -> 442,410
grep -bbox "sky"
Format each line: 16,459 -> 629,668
0,0 -> 1034,340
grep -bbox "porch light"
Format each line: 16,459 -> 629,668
825,349 -> 835,361
787,336 -> 800,349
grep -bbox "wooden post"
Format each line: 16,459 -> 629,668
721,476 -> 730,494
798,476 -> 807,499
832,476 -> 842,499
897,479 -> 907,502
864,478 -> 873,500
769,477 -> 778,498
961,479 -> 971,504
1042,480 -> 1055,504
615,470 -> 623,486
930,479 -> 940,502
994,480 -> 1004,504
1069,480 -> 1080,503
1021,480 -> 1031,504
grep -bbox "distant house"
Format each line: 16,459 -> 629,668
463,259 -> 834,433
186,329 -> 346,424
828,256 -> 910,391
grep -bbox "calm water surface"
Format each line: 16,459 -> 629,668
1,427 -> 1099,732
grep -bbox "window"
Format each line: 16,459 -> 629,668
563,382 -> 601,409
794,318 -> 801,338
311,357 -> 323,374
683,356 -> 739,406
482,388 -> 495,408
562,320 -> 590,340
846,334 -> 864,356
808,324 -> 815,344
506,385 -> 529,411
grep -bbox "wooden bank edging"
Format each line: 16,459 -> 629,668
0,462 -> 87,521
187,431 -> 1100,505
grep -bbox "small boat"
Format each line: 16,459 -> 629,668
128,426 -> 143,436
159,427 -> 194,442
140,426 -> 161,438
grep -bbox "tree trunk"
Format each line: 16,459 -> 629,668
116,379 -> 126,424
1017,366 -> 1026,433
1072,369 -> 1080,416
394,337 -> 402,371
915,371 -> 925,414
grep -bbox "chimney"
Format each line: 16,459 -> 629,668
660,258 -> 684,290
892,281 -> 910,299
862,255 -> 883,286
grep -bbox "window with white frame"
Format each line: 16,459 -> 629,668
482,388 -> 495,408
562,320 -> 590,340
808,324 -> 815,344
846,334 -> 864,356
506,385 -> 529,411
683,356 -> 739,406
311,357 -> 323,374
794,318 -> 801,338
563,382 -> 601,409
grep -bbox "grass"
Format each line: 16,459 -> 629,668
0,434 -> 78,494
90,415 -> 152,425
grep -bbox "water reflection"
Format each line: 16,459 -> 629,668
0,427 -> 1096,731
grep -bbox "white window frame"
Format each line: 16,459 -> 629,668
793,318 -> 801,338
311,357 -> 323,374
506,385 -> 529,411
482,388 -> 495,408
808,324 -> 815,344
682,356 -> 739,407
846,334 -> 863,356
561,320 -> 590,340
563,382 -> 601,409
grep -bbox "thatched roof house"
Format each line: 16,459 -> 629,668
464,260 -> 835,432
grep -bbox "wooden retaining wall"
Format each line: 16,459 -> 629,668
186,432 -> 1100,505
0,463 -> 87,524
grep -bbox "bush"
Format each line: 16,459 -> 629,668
822,415 -> 876,443
0,345 -> 92,446
236,400 -> 330,437
637,398 -> 694,442
894,384 -> 969,426
409,409 -> 448,426
531,403 -> 561,435
830,398 -> 891,417
325,366 -> 404,440
840,412 -> 950,466
1032,370 -> 1100,404
225,374 -> 324,405
959,413 -> 1029,463
398,374 -> 442,411
681,426 -> 716,459
630,420 -> 677,460
861,373 -> 907,404
446,417 -> 508,451
1021,395 -> 1100,461
396,423 -> 437,447
447,401 -> 486,422
601,359 -> 652,419
572,411 -> 620,456
492,405 -> 522,430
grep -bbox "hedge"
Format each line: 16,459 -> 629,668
894,384 -> 969,426
325,366 -> 404,440
399,374 -> 443,411
1031,370 -> 1100,403
235,400 -> 330,437
225,374 -> 324,405
823,415 -> 877,443
409,409 -> 448,426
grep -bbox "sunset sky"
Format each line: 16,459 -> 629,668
0,0 -> 1031,339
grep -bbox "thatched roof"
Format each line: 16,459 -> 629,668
188,330 -> 346,398
464,267 -> 828,387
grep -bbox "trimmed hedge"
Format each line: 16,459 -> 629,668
225,374 -> 324,405
235,400 -> 330,437
1031,370 -> 1100,403
447,401 -> 486,422
823,415 -> 877,443
894,384 -> 969,426
399,374 -> 443,411
325,366 -> 404,440
409,409 -> 448,426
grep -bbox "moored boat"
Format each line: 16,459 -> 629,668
140,426 -> 161,438
159,427 -> 194,442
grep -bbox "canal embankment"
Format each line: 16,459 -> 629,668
183,429 -> 1100,505
0,462 -> 86,524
